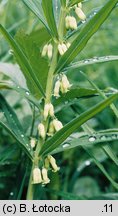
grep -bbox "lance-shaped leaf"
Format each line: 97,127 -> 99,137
0,81 -> 40,109
52,129 -> 118,154
56,0 -> 118,73
22,0 -> 51,35
40,93 -> 118,156
63,56 -> 118,72
0,94 -> 33,160
0,25 -> 45,98
42,0 -> 58,37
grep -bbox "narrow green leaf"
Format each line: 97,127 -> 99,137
40,93 -> 118,155
83,147 -> 118,189
63,56 -> 118,72
52,130 -> 118,154
0,25 -> 45,98
0,81 -> 40,109
56,0 -> 118,73
103,145 -> 118,166
0,94 -> 33,160
42,0 -> 58,37
22,0 -> 51,34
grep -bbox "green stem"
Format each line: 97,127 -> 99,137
26,4 -> 66,200
26,164 -> 34,200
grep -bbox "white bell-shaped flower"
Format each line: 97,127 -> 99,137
52,119 -> 63,132
38,123 -> 46,139
41,44 -> 48,57
48,121 -> 55,136
42,168 -> 50,184
47,44 -> 53,59
54,80 -> 61,97
61,74 -> 72,93
75,7 -> 86,21
32,168 -> 42,184
48,155 -> 60,172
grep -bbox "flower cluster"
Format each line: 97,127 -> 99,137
65,2 -> 86,32
54,74 -> 72,97
32,155 -> 60,185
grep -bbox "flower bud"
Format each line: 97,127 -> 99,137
54,80 -> 61,97
42,168 -> 50,184
30,138 -> 36,148
48,155 -> 60,172
32,168 -> 42,184
52,119 -> 63,132
48,121 -> 55,136
49,103 -> 54,117
47,44 -> 53,60
41,44 -> 48,57
38,123 -> 46,139
75,7 -> 86,21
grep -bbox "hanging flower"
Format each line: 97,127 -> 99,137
38,123 -> 46,139
44,103 -> 54,120
47,44 -> 53,59
32,168 -> 42,184
54,80 -> 61,97
41,44 -> 53,59
58,43 -> 69,55
47,121 -> 55,136
52,119 -> 63,132
42,168 -> 50,184
48,155 -> 60,172
65,16 -> 77,30
60,74 -> 72,93
75,7 -> 86,21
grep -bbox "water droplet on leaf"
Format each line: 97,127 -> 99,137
89,136 -> 96,142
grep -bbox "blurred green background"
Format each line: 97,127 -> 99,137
0,0 -> 118,200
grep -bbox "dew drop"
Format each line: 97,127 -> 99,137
105,56 -> 109,60
21,134 -> 24,138
62,143 -> 70,148
100,135 -> 107,140
89,136 -> 96,142
84,59 -> 89,64
93,12 -> 97,15
85,160 -> 91,166
26,91 -> 30,96
9,114 -> 12,117
10,192 -> 14,196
